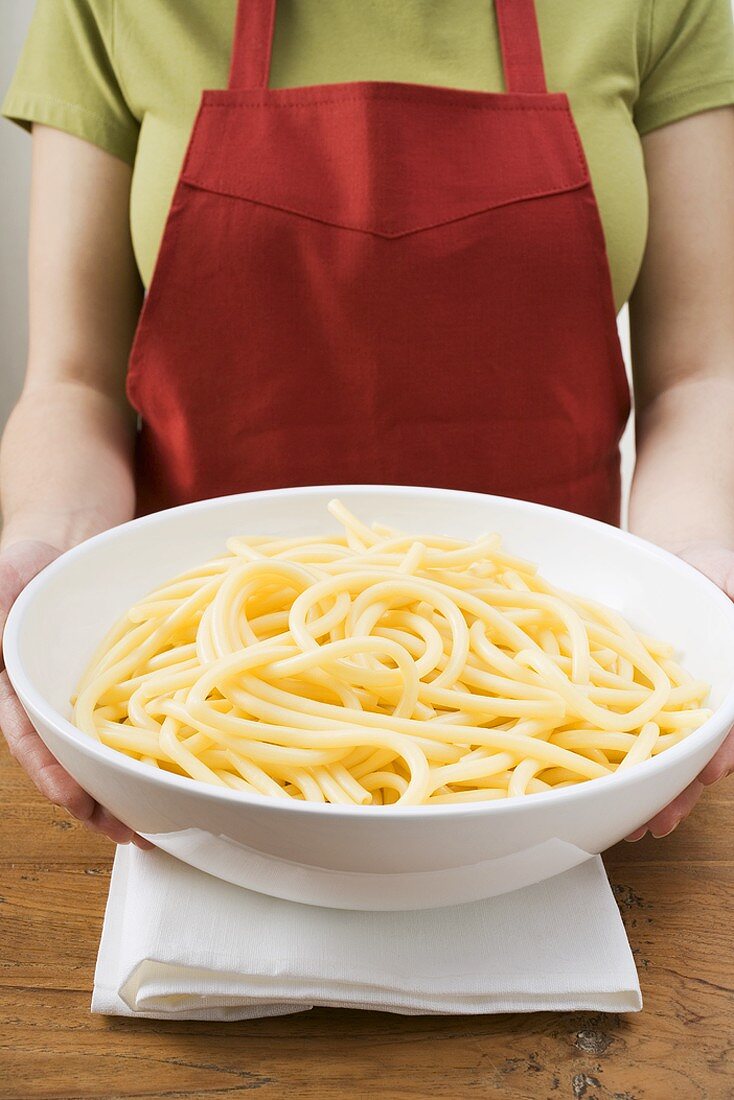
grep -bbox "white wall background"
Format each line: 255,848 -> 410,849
0,1 -> 636,490
1,0 -> 34,430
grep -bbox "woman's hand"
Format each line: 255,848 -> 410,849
625,110 -> 734,840
0,129 -> 146,847
626,542 -> 734,841
0,539 -> 152,848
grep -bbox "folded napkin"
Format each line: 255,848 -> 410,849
92,846 -> 641,1020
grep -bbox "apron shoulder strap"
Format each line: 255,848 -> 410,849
228,0 -> 547,96
495,0 -> 547,94
229,0 -> 276,91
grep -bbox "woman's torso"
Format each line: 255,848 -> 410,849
8,1 -> 734,310
123,0 -> 654,309
124,0 -> 630,518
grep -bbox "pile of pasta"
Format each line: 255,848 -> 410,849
73,501 -> 711,806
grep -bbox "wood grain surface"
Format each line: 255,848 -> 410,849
1,738 -> 732,1100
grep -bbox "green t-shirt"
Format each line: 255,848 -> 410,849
4,0 -> 734,309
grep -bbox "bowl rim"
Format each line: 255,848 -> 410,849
5,483 -> 734,819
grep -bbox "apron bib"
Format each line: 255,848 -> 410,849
127,0 -> 630,523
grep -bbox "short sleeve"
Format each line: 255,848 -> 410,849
1,0 -> 139,165
635,0 -> 734,134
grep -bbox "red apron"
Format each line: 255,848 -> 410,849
127,0 -> 630,523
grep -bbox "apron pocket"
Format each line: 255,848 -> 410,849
180,85 -> 589,239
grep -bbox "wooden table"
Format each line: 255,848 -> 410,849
2,739 -> 732,1100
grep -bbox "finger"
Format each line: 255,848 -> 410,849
676,545 -> 734,597
0,672 -> 151,849
698,727 -> 734,786
85,803 -> 136,845
20,735 -> 141,845
0,670 -> 96,821
645,779 -> 704,839
132,834 -> 155,850
0,561 -> 24,670
619,735 -> 734,845
0,558 -> 23,619
80,806 -> 153,848
0,542 -> 61,667
29,752 -> 98,823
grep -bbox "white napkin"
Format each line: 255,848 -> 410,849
92,846 -> 641,1020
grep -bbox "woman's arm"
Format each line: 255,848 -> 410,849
0,125 -> 148,844
628,106 -> 734,838
1,126 -> 140,548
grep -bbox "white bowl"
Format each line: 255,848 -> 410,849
5,485 -> 734,910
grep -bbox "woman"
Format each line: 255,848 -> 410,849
1,0 -> 733,846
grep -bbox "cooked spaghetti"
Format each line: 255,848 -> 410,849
72,500 -> 711,805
